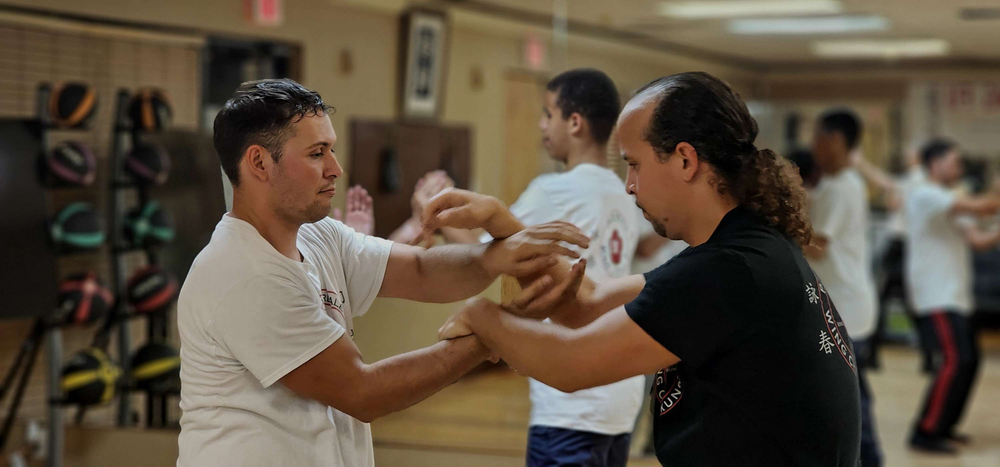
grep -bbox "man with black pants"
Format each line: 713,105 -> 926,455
805,110 -> 881,467
905,139 -> 1000,452
428,69 -> 655,467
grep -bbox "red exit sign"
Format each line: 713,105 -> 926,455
244,0 -> 283,27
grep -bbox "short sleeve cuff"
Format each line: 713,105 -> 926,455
352,237 -> 393,318
259,327 -> 345,388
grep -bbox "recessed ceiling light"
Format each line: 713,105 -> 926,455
729,15 -> 888,34
812,39 -> 950,58
659,0 -> 841,19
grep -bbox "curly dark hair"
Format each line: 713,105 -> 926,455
214,78 -> 334,187
635,72 -> 813,246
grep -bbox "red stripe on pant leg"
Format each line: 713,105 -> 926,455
921,313 -> 958,434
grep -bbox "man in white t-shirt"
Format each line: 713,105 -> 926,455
176,79 -> 588,467
436,69 -> 646,467
805,109 -> 881,467
905,138 -> 1000,453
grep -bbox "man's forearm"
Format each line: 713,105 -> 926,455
357,336 -> 487,421
412,243 -> 495,302
802,235 -> 828,260
440,227 -> 485,244
965,227 -> 1000,251
483,208 -> 525,239
953,196 -> 1000,216
514,263 -> 599,328
466,304 -> 596,393
514,264 -> 643,329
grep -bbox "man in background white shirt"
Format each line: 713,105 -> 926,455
437,69 -> 647,467
805,109 -> 881,467
905,138 -> 1000,453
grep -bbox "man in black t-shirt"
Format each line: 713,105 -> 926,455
426,72 -> 862,466
626,207 -> 860,465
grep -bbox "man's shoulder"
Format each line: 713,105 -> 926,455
540,168 -> 628,200
908,182 -> 951,206
822,168 -> 864,193
298,216 -> 352,253
648,246 -> 750,288
300,216 -> 344,239
185,228 -> 302,295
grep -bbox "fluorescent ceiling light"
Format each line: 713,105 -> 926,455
659,0 -> 841,19
812,39 -> 950,58
729,16 -> 888,34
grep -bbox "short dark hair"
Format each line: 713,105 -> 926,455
786,148 -> 817,181
635,72 -> 812,246
818,109 -> 863,150
920,138 -> 957,169
546,69 -> 620,144
213,79 -> 334,186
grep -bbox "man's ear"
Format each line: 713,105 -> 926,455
243,145 -> 271,183
568,112 -> 585,137
675,142 -> 700,182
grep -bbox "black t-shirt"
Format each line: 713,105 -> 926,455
625,206 -> 861,467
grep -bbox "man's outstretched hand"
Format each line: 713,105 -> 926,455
417,189 -> 521,244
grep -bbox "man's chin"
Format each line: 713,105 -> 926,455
304,203 -> 331,223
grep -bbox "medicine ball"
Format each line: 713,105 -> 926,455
43,141 -> 97,187
125,143 -> 170,186
61,348 -> 122,406
124,200 -> 175,247
48,82 -> 97,128
50,202 -> 105,251
126,265 -> 178,314
53,272 -> 114,326
127,88 -> 172,132
130,342 -> 180,392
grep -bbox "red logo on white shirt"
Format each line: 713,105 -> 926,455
609,230 -> 623,265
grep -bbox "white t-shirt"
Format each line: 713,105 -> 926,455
485,163 -> 646,435
887,166 -> 926,237
177,214 -> 392,467
905,183 -> 974,315
807,169 -> 878,340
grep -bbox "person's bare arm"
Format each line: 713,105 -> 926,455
386,217 -> 425,245
281,335 -> 490,423
379,222 -> 589,303
419,189 -> 525,241
387,170 -> 459,245
961,224 -> 1000,251
636,233 -> 670,259
419,189 -> 644,325
854,157 -> 898,194
439,227 -> 485,244
509,262 -> 646,328
951,195 -> 1000,217
802,235 -> 829,260
440,298 -> 677,393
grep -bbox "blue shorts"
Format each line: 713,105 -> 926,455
526,426 -> 631,467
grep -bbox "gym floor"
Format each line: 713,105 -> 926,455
371,334 -> 1000,467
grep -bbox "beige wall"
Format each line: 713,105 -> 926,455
0,0 -> 757,361
13,0 -> 996,363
